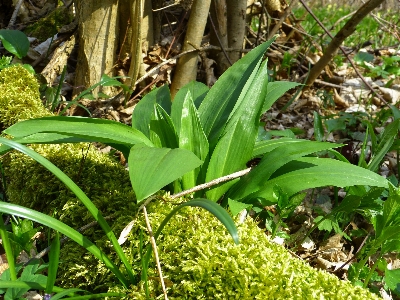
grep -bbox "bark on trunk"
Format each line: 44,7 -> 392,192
227,0 -> 247,63
74,0 -> 119,97
170,0 -> 212,98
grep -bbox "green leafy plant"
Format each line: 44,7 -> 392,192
0,30 -> 29,59
0,37 -> 392,297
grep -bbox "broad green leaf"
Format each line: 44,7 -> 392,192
250,157 -> 388,203
374,225 -> 400,246
383,185 -> 400,227
385,268 -> 400,295
228,198 -> 252,217
205,61 -> 270,201
261,81 -> 301,114
0,137 -> 134,287
354,51 -> 374,64
4,116 -> 153,148
0,201 -> 128,288
172,81 -> 209,110
325,118 -> 346,133
377,118 -> 399,154
390,104 -> 400,120
172,91 -> 209,189
228,141 -> 340,200
198,38 -> 276,147
382,240 -> 400,254
131,85 -> 171,137
0,29 -> 29,59
252,138 -> 303,157
330,195 -> 361,214
99,74 -> 124,86
128,145 -> 203,202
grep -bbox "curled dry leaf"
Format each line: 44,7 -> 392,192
118,219 -> 135,245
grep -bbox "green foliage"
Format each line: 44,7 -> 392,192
355,52 -> 400,79
0,30 -> 29,59
0,37 -> 393,297
0,259 -> 48,299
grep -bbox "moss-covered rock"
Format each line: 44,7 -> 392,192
24,6 -> 74,42
0,65 -> 382,299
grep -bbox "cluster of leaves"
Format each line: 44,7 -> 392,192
355,51 -> 400,79
0,28 -> 398,298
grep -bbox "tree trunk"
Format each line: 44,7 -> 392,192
227,0 -> 247,63
209,0 -> 230,74
74,0 -> 119,97
170,0 -> 212,98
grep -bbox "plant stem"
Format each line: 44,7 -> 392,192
0,213 -> 16,280
363,255 -> 380,288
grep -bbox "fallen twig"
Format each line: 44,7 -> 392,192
143,206 -> 168,300
170,167 -> 252,199
7,0 -> 24,29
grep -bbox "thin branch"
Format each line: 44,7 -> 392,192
7,0 -> 24,29
208,12 -> 233,66
299,0 -> 389,107
267,0 -> 298,40
143,206 -> 168,300
170,167 -> 252,199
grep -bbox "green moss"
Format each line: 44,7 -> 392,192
0,65 -> 50,127
57,198 -> 381,299
24,6 -> 74,42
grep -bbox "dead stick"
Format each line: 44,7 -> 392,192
143,206 -> 168,300
171,167 -> 252,199
298,0 -> 389,107
208,12 -> 233,66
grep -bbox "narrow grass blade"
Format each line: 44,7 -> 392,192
0,213 -> 16,281
0,202 -> 128,288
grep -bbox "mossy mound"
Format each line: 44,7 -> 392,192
0,65 -> 50,127
0,65 -> 382,299
58,198 -> 381,299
